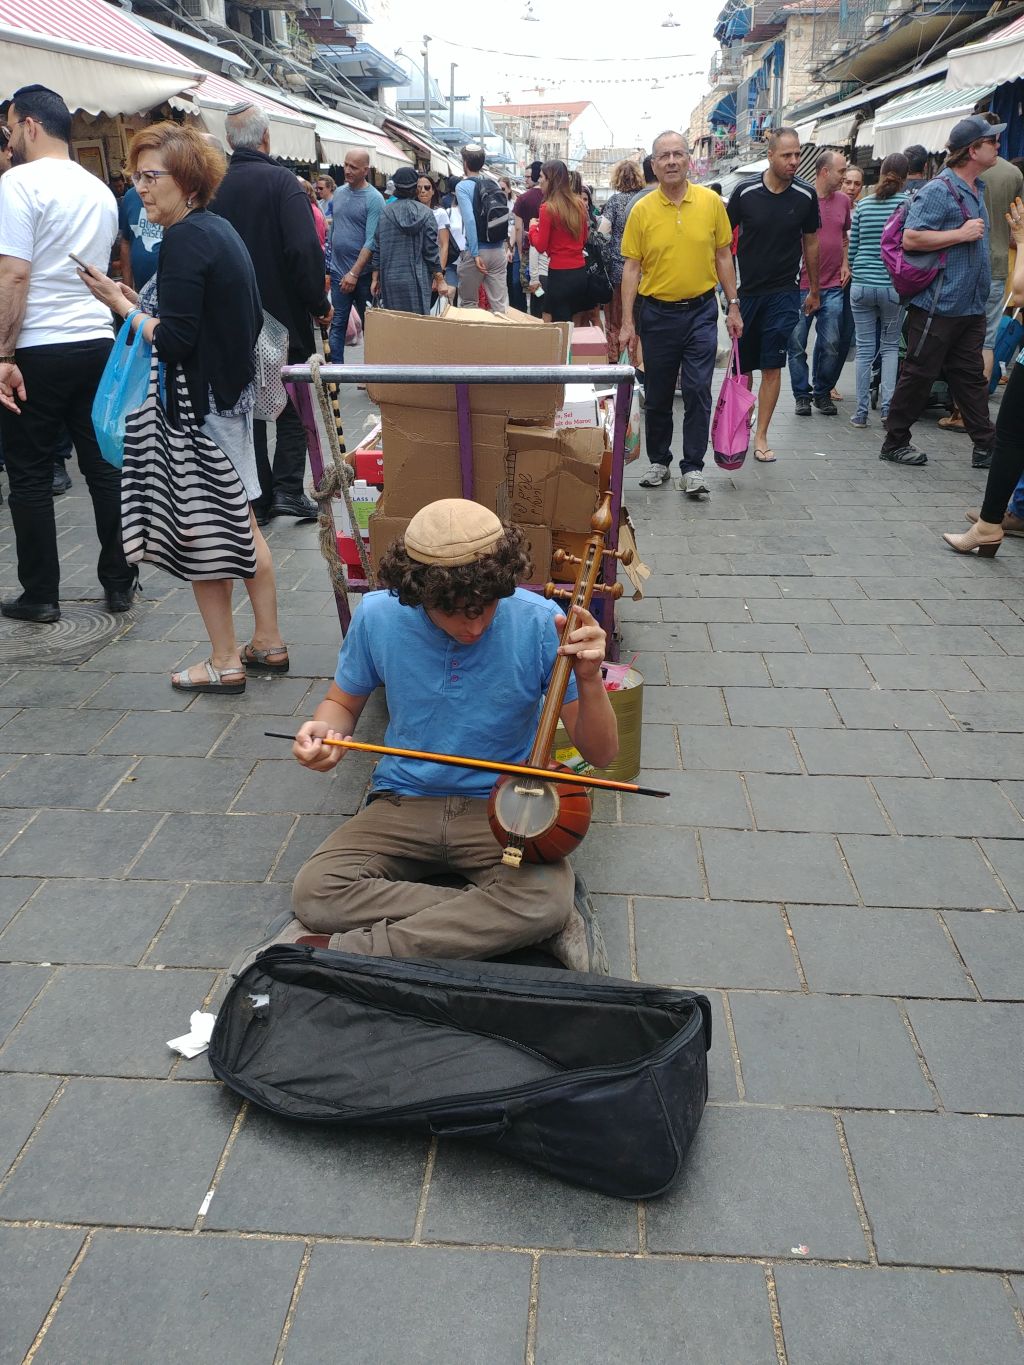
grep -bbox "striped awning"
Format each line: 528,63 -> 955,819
169,73 -> 318,164
946,13 -> 1024,92
872,81 -> 995,158
0,0 -> 204,116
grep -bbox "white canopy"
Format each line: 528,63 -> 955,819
946,13 -> 1024,92
0,0 -> 203,117
169,73 -> 318,164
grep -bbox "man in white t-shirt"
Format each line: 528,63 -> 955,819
0,84 -> 134,622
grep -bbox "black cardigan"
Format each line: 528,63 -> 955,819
152,210 -> 261,425
211,147 -> 330,358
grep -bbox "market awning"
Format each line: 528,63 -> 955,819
946,12 -> 1024,91
709,93 -> 737,128
872,80 -> 995,158
812,111 -> 860,148
793,118 -> 817,144
169,73 -> 317,163
0,0 -> 204,117
234,82 -> 410,172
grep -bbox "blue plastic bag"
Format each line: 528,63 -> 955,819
92,312 -> 152,469
990,312 -> 1023,393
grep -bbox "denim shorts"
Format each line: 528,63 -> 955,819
738,289 -> 802,373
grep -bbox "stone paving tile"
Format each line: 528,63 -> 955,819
773,575 -> 867,598
34,1231 -> 301,1365
620,623 -> 710,652
679,725 -> 801,773
0,877 -> 41,933
794,729 -> 929,776
700,989 -> 739,1102
786,905 -> 973,998
723,686 -> 840,728
573,825 -> 702,897
834,599 -> 934,624
708,622 -> 807,652
746,598 -> 842,623
764,652 -> 877,688
941,691 -> 1024,732
0,964 -> 53,1044
642,685 -> 727,726
0,754 -> 134,809
205,1108 -> 426,1238
0,1227 -> 86,1365
646,1106 -> 868,1261
0,1073 -> 60,1177
862,655 -> 982,691
905,1001 -> 1024,1113
230,755 -> 373,816
924,599 -> 1023,625
130,812 -> 295,882
80,673 -> 195,711
267,815 -> 341,883
980,840 -> 1024,908
101,755 -> 253,811
93,708 -> 233,756
941,910 -> 1024,1000
774,1264 -> 1024,1365
700,830 -> 855,904
149,882 -> 293,968
659,597 -> 750,621
629,768 -> 751,829
0,1078 -> 239,1227
873,777 -> 1024,838
843,1112 -> 1024,1269
959,656 -> 1024,690
638,722 -> 681,770
423,1143 -> 637,1250
286,1244 -> 531,1365
79,639 -> 194,673
666,651 -> 772,687
0,966 -> 215,1079
0,707 -> 124,753
729,993 -> 934,1108
0,879 -> 179,966
633,898 -> 797,989
829,689 -> 956,731
1,810 -> 161,878
913,730 -> 1024,779
841,834 -> 1012,909
534,1258 -> 777,1365
0,667 -> 108,706
800,624 -> 906,655
744,774 -> 889,834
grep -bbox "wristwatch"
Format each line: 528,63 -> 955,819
0,354 -> 15,364
726,298 -> 740,308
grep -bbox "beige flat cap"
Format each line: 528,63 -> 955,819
404,499 -> 504,566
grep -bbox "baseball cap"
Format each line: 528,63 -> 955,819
947,115 -> 1006,152
404,499 -> 504,566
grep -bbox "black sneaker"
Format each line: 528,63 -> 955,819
795,396 -> 812,417
52,463 -> 72,495
880,444 -> 927,466
972,446 -> 994,470
813,395 -> 838,416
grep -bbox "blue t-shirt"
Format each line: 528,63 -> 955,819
329,182 -> 385,278
335,587 -> 579,798
118,187 -> 162,290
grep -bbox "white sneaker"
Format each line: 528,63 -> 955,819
679,472 -> 710,499
638,462 -> 671,488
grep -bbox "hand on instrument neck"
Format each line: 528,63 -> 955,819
555,605 -> 607,685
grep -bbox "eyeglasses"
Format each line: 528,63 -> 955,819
416,183 -> 432,192
131,170 -> 174,188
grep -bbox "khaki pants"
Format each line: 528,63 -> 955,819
456,247 -> 509,312
292,793 -> 573,959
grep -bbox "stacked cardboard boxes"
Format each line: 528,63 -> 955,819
364,306 -> 610,583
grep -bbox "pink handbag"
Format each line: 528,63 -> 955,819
711,341 -> 756,471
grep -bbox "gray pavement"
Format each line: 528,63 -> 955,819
2,363 -> 1024,1363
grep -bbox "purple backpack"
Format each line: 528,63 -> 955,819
880,176 -> 971,302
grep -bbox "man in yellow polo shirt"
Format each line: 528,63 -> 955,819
619,130 -> 742,499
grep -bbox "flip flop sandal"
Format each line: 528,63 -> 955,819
171,660 -> 246,695
754,447 -> 777,463
242,642 -> 290,673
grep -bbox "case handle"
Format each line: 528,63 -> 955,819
429,1111 -> 509,1139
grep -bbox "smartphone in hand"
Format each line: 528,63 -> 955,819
68,252 -> 90,272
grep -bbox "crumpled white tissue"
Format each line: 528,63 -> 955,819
167,1010 -> 217,1059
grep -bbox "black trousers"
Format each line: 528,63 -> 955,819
0,339 -> 132,602
252,344 -> 310,507
980,361 -> 1024,522
638,294 -> 719,474
883,308 -> 995,453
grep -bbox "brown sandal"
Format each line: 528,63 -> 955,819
242,642 -> 290,673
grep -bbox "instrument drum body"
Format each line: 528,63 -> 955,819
487,766 -> 593,864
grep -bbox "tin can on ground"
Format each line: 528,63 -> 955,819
551,667 -> 644,784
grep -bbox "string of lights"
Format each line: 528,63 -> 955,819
422,34 -> 696,62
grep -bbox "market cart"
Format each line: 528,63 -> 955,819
283,362 -> 636,656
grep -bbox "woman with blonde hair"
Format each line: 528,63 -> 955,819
599,158 -> 646,361
76,121 -> 287,695
527,159 -> 588,323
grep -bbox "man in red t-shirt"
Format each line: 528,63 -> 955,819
787,150 -> 851,416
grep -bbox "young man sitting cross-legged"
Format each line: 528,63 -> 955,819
268,499 -> 618,971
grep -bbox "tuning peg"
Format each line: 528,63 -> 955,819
552,549 -> 582,568
592,582 -> 625,599
602,546 -> 635,565
544,585 -> 573,601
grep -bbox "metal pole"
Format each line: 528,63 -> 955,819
449,62 -> 457,128
421,35 -> 431,135
479,95 -> 485,143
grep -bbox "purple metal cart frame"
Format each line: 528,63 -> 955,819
284,362 -> 635,654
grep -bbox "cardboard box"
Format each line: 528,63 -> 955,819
364,307 -> 572,423
504,424 -> 604,532
570,324 -> 608,364
553,383 -> 602,429
368,511 -> 410,572
379,407 -> 508,518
